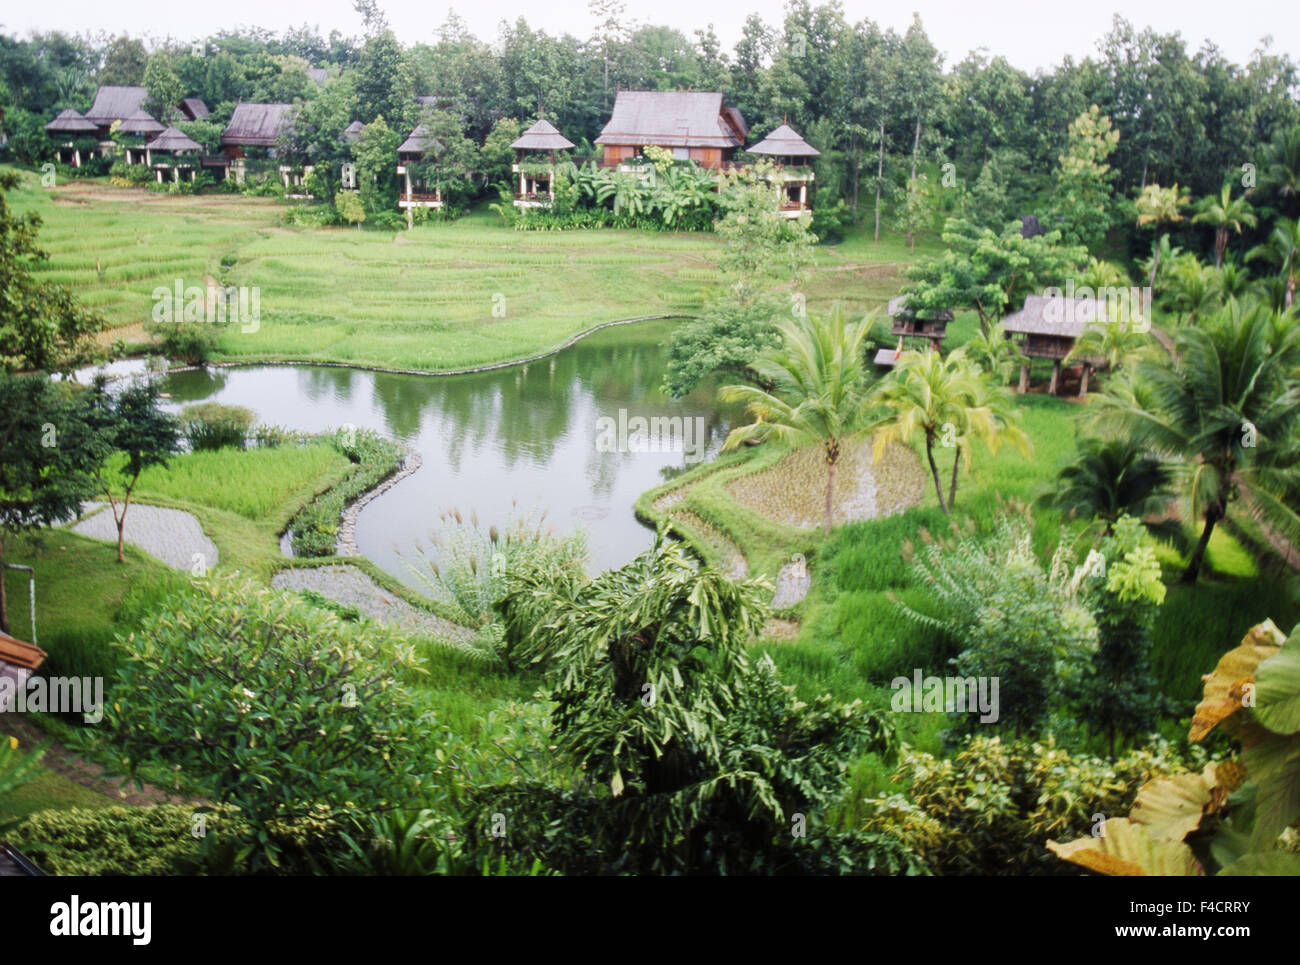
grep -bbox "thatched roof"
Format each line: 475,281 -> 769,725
221,103 -> 295,146
748,124 -> 820,157
44,108 -> 97,134
398,124 -> 441,156
0,629 -> 47,671
888,295 -> 954,322
85,85 -> 147,123
307,68 -> 329,87
595,91 -> 746,148
179,97 -> 210,121
146,127 -> 202,153
342,120 -> 364,144
118,109 -> 165,135
511,118 -> 574,151
1001,294 -> 1116,338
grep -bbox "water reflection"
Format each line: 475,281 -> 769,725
162,321 -> 741,581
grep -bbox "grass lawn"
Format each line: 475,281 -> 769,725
11,169 -> 920,373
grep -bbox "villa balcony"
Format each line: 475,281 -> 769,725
399,192 -> 442,208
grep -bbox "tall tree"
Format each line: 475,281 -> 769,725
0,373 -> 103,632
1194,183 -> 1258,268
84,378 -> 182,564
1090,300 -> 1300,581
719,308 -> 875,533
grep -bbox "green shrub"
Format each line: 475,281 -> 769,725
179,402 -> 254,451
13,805 -> 242,875
861,735 -> 1206,875
145,319 -> 220,365
287,428 -> 403,556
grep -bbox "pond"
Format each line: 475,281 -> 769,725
160,320 -> 740,584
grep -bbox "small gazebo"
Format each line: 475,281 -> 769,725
44,109 -> 98,167
887,295 -> 955,354
117,110 -> 165,164
747,124 -> 819,216
396,124 -> 444,226
144,127 -> 202,183
1001,294 -> 1111,396
510,118 -> 574,209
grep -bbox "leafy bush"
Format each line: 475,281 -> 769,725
12,805 -> 240,875
92,574 -> 437,872
286,428 -> 403,556
145,319 -> 219,365
404,509 -> 588,668
179,402 -> 254,451
468,537 -> 920,875
108,160 -> 153,186
862,735 -> 1204,875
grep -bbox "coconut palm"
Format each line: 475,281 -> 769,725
1193,184 -> 1258,268
963,320 -> 1026,386
1068,314 -> 1152,377
1207,260 -> 1254,303
1089,299 -> 1300,582
1139,234 -> 1183,299
1135,183 -> 1186,287
1255,123 -> 1300,219
718,307 -> 876,533
869,348 -> 1031,514
1247,217 -> 1300,310
1160,254 -> 1216,325
1038,436 -> 1175,536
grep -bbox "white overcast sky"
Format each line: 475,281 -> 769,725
5,1 -> 1299,74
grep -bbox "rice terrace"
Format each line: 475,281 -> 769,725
0,0 -> 1298,930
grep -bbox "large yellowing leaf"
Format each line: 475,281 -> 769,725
1128,764 -> 1225,843
1189,621 -> 1285,742
1048,818 -> 1203,876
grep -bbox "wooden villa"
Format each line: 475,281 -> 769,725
178,97 -> 210,122
43,108 -> 98,166
144,127 -> 203,183
84,85 -> 149,137
747,124 -> 819,216
396,124 -> 443,225
510,118 -> 574,209
117,109 -> 165,164
594,90 -> 747,171
221,103 -> 301,187
0,629 -> 46,714
888,295 -> 954,353
1001,293 -> 1111,396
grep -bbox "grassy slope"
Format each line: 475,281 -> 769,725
12,170 -> 926,373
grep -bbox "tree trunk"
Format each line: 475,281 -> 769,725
1182,506 -> 1223,583
948,446 -> 961,510
874,118 -> 885,242
1148,246 -> 1160,292
1214,229 -> 1226,268
925,434 -> 949,514
0,555 -> 8,634
823,459 -> 836,534
907,117 -> 921,249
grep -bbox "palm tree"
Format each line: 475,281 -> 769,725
1068,314 -> 1152,379
869,348 -> 1031,514
1193,184 -> 1258,268
1256,123 -> 1300,219
718,308 -> 876,533
1038,436 -> 1175,536
963,320 -> 1026,387
1247,218 -> 1300,310
1090,299 -> 1300,582
1160,255 -> 1216,326
1135,183 -> 1186,288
